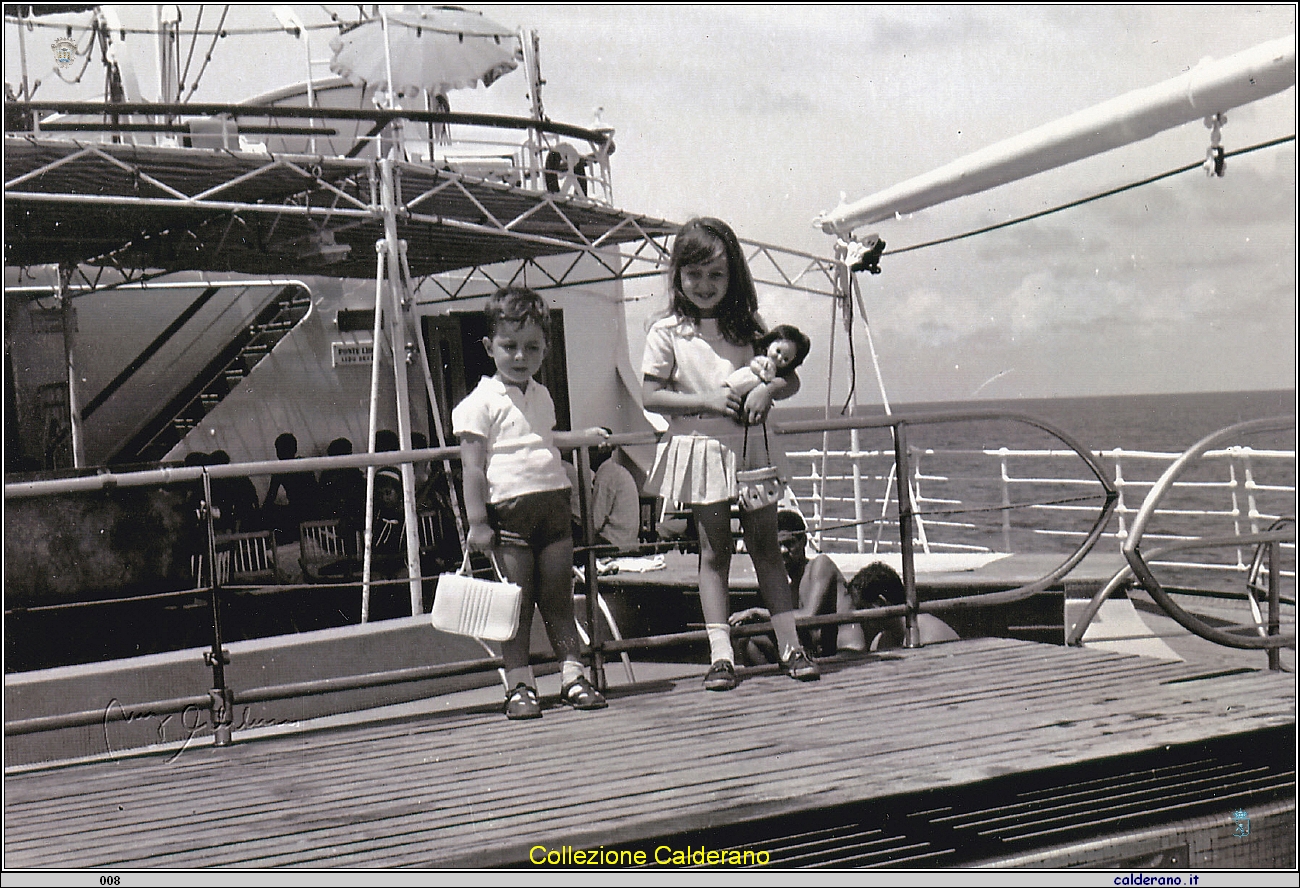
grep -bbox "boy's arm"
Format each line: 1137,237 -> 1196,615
458,434 -> 495,553
552,427 -> 612,448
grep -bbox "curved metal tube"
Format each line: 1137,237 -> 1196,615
1121,415 -> 1296,651
774,409 -> 1118,611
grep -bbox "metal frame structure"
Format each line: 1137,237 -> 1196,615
4,98 -> 849,615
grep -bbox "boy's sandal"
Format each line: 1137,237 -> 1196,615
560,675 -> 608,710
504,683 -> 542,720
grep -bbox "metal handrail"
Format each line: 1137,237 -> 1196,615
1120,416 -> 1296,654
789,440 -> 1295,567
775,409 -> 1118,646
5,100 -> 613,149
3,432 -> 659,745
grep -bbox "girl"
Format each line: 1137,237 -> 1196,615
641,217 -> 819,690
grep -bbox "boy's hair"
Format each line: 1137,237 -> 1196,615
756,324 -> 811,375
484,286 -> 551,340
848,562 -> 906,608
665,217 -> 762,346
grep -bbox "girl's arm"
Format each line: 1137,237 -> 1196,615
740,371 -> 800,425
642,375 -> 741,420
458,434 -> 496,553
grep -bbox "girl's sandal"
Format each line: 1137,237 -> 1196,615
560,675 -> 608,710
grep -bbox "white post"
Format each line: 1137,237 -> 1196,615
521,28 -> 545,186
58,267 -> 86,469
380,156 -> 425,615
361,245 -> 387,622
818,289 -> 838,553
399,241 -> 465,542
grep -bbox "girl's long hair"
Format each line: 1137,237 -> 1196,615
664,217 -> 763,346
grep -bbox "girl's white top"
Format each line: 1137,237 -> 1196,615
641,315 -> 756,444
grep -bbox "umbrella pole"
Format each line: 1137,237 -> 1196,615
380,10 -> 396,111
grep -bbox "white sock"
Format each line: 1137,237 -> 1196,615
705,623 -> 734,664
561,659 -> 584,686
770,611 -> 801,658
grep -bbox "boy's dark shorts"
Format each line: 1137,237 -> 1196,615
487,488 -> 572,550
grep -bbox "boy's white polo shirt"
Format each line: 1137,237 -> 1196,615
452,375 -> 571,504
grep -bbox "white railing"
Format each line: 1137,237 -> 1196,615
786,443 -> 1296,581
10,100 -> 617,207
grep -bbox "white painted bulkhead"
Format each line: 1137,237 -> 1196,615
164,252 -> 659,498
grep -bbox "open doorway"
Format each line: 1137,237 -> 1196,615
422,309 -> 571,446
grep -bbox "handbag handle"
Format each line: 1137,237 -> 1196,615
741,420 -> 772,465
459,549 -> 510,584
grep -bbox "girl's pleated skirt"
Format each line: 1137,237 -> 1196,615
645,433 -> 737,506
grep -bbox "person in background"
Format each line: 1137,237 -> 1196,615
208,450 -> 259,533
731,511 -> 958,663
262,432 -> 318,544
410,431 -> 462,575
318,436 -> 367,557
586,444 -> 641,553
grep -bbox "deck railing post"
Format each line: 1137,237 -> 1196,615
1112,453 -> 1128,542
999,448 -> 1013,552
575,445 -> 606,690
893,421 -> 919,648
1267,538 -> 1281,671
200,469 -> 233,746
850,427 -> 865,553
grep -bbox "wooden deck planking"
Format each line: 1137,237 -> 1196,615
5,637 -> 1294,869
2,660 -> 1279,863
0,655 -> 1258,863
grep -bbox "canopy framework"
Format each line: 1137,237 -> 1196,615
4,136 -> 677,281
5,149 -> 845,302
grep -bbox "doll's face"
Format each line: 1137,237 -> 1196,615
767,338 -> 797,369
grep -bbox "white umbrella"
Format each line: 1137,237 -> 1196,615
328,6 -> 522,100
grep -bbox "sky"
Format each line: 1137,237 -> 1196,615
5,4 -> 1297,407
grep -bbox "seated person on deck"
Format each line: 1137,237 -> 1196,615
262,432 -> 319,544
730,510 -> 957,664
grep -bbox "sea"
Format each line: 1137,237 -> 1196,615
767,389 -> 1297,561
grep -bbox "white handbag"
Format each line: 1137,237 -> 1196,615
431,552 -> 523,642
736,422 -> 783,512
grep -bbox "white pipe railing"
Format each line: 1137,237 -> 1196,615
785,443 -> 1296,578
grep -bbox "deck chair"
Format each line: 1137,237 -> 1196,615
190,549 -> 232,589
215,530 -> 279,583
299,519 -> 361,583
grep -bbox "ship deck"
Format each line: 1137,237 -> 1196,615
5,634 -> 1294,870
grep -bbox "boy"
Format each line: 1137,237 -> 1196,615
452,287 -> 609,720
